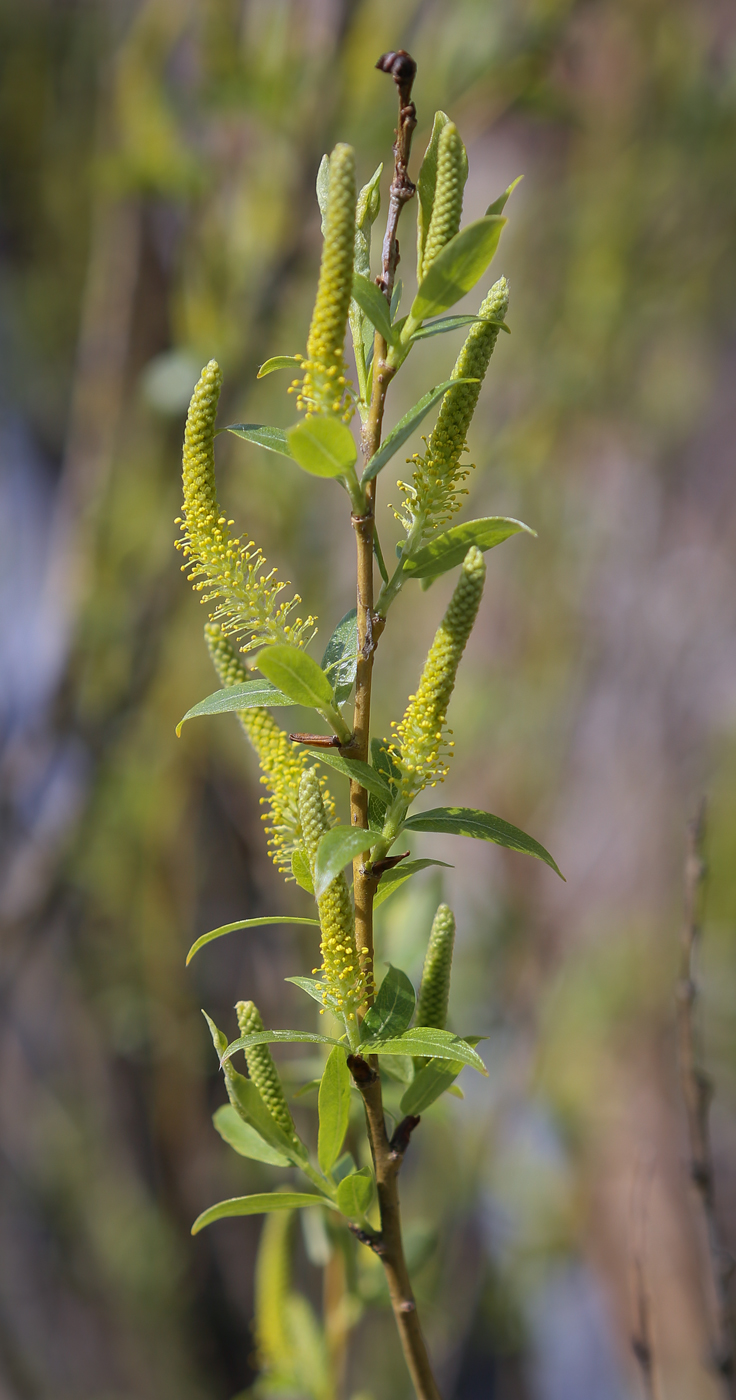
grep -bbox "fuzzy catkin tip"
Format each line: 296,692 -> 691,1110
294,144 -> 356,421
235,1000 -> 296,1139
298,769 -> 368,1020
416,904 -> 456,1030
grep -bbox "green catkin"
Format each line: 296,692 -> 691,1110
393,546 -> 486,800
293,143 -> 356,420
421,122 -> 466,275
176,360 -> 315,652
298,769 -> 367,1023
255,1210 -> 293,1372
235,1000 -> 296,1139
397,278 -> 510,539
416,904 -> 456,1030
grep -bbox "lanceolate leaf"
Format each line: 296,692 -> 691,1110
186,915 -> 319,965
285,976 -> 329,1008
225,423 -> 293,457
373,858 -> 453,910
362,965 -> 415,1039
403,807 -> 563,878
257,355 -> 302,378
399,1061 -> 463,1116
177,680 -> 295,734
302,749 -> 393,804
362,379 -> 479,484
257,645 -> 337,712
313,825 -> 383,899
361,1027 -> 487,1074
402,517 -> 535,582
320,608 -> 358,702
291,850 -> 314,893
212,1104 -> 291,1167
287,417 -> 357,479
485,174 -> 523,217
336,1168 -> 374,1221
221,1029 -> 341,1066
192,1193 -> 337,1234
410,314 -> 510,341
410,216 -> 506,323
318,1046 -> 352,1174
351,274 -> 397,346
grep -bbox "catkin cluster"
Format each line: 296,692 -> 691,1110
416,904 -> 456,1031
393,547 -> 486,800
420,122 -> 466,276
397,278 -> 509,539
176,360 -> 315,652
235,1000 -> 296,1139
298,769 -> 368,1023
205,623 -> 334,878
293,144 -> 356,421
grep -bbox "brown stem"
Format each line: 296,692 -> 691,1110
630,1158 -> 660,1400
676,801 -> 735,1394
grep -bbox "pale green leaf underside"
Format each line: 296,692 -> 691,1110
399,1061 -> 463,1116
177,680 -> 295,734
257,355 -> 302,378
302,749 -> 392,803
362,964 -> 415,1039
313,825 -> 383,899
485,174 -> 523,217
291,849 -> 314,893
192,1192 -> 337,1234
373,858 -> 453,910
402,517 -> 535,581
186,916 -> 319,966
362,378 -> 479,484
212,1104 -> 291,1167
287,417 -> 357,479
257,644 -> 337,712
410,313 -> 510,341
403,806 -> 563,878
221,1029 -> 341,1066
410,216 -> 506,322
225,423 -> 293,456
318,1045 -> 352,1174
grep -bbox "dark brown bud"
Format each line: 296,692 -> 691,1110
372,851 -> 410,878
389,1114 -> 421,1156
347,1053 -> 378,1085
288,733 -> 343,747
376,50 -> 417,84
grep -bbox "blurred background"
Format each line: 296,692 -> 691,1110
1,0 -> 735,1397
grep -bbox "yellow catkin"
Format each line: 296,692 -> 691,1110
293,144 -> 356,421
393,547 -> 486,800
176,360 -> 315,652
421,122 -> 466,274
298,769 -> 368,1022
416,904 -> 456,1030
235,1000 -> 296,1139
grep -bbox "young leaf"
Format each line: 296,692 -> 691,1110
361,379 -> 479,484
257,355 -> 302,378
287,417 -> 357,480
402,517 -> 535,582
221,1029 -> 341,1066
351,274 -> 397,346
390,278 -> 403,319
187,915 -> 319,965
380,1054 -> 415,1084
291,849 -> 314,894
373,858 -> 453,910
313,825 -> 382,899
410,216 -> 506,323
177,680 -> 296,734
285,976 -> 329,1008
485,174 -> 523,217
302,749 -> 393,804
399,1061 -> 463,1116
320,608 -> 358,702
403,807 -> 563,878
336,1167 -> 374,1221
332,1151 -> 357,1185
362,965 -> 415,1039
316,153 -> 330,232
257,645 -> 337,713
212,1104 -> 291,1167
410,313 -> 510,341
192,1192 -> 337,1234
318,1046 -> 352,1174
361,1028 -> 487,1074
225,423 -> 293,457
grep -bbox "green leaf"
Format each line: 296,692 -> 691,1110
177,680 -> 295,734
192,1192 -> 337,1234
332,1151 -> 356,1185
403,807 -> 563,878
316,153 -> 330,232
221,1029 -> 341,1066
380,1054 -> 414,1084
361,1028 -> 487,1074
485,174 -> 523,217
361,379 -> 478,484
287,417 -> 357,479
313,825 -> 382,899
186,915 -> 319,965
257,645 -> 337,713
219,1060 -> 308,1163
399,1061 -> 463,1116
318,1046 -> 352,1174
410,216 -> 506,323
302,749 -> 392,804
320,608 -> 357,703
212,1104 -> 291,1167
291,849 -> 314,894
402,517 -> 535,582
257,355 -> 302,378
285,976 -> 328,1008
351,274 -> 397,346
362,965 -> 415,1039
225,423 -> 293,457
336,1167 -> 374,1221
410,313 -> 510,341
373,858 -> 453,910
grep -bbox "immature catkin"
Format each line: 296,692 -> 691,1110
176,360 -> 315,652
235,1000 -> 296,1139
294,144 -> 356,420
393,546 -> 486,799
298,769 -> 367,1020
421,122 -> 466,275
255,1210 -> 293,1371
416,904 -> 456,1030
397,278 -> 509,538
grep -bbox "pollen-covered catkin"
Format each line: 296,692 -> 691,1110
176,360 -> 315,652
416,904 -> 456,1030
295,144 -> 356,420
298,769 -> 366,1021
397,278 -> 509,538
235,1000 -> 296,1139
393,546 -> 486,800
421,122 -> 466,275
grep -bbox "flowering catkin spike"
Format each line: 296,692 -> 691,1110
176,360 -> 316,653
420,122 -> 467,276
255,1209 -> 293,1373
416,904 -> 456,1030
204,623 -> 334,879
393,546 -> 486,801
298,769 -> 368,1024
396,278 -> 509,540
236,1000 -> 296,1139
295,144 -> 356,421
